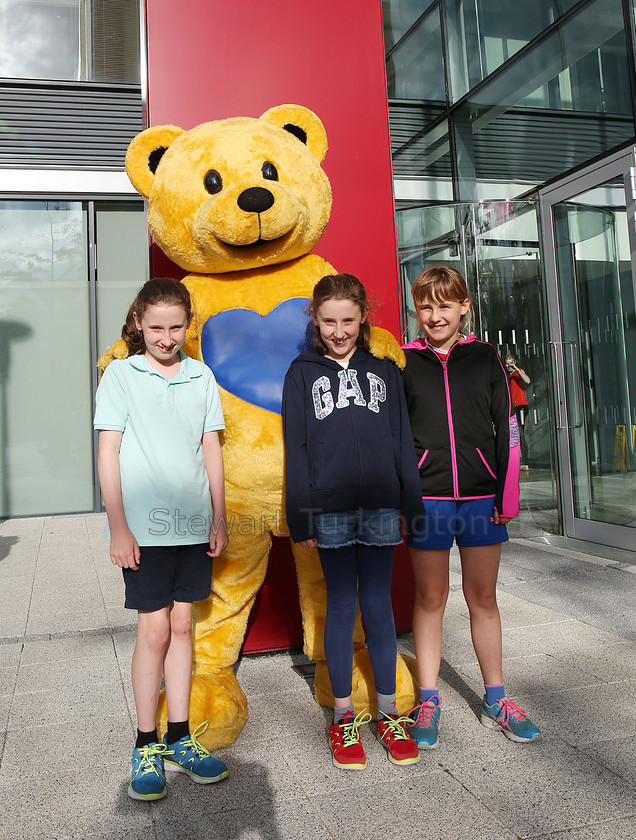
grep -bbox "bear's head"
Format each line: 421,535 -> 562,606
125,104 -> 332,275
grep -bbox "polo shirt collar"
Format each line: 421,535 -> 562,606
128,349 -> 203,381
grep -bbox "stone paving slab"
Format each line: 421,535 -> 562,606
0,514 -> 635,840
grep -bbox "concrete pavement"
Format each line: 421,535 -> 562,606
0,513 -> 634,840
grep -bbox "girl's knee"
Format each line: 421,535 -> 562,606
414,584 -> 449,614
170,617 -> 193,638
169,602 -> 193,638
326,601 -> 358,633
463,586 -> 498,614
138,618 -> 171,653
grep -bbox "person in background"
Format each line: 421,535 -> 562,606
506,354 -> 531,470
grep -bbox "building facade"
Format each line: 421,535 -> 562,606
386,0 -> 636,551
1,0 -> 635,553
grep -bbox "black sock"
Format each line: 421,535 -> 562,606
167,720 -> 190,744
135,728 -> 158,748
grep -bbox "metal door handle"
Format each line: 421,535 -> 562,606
550,342 -> 565,429
563,341 -> 584,429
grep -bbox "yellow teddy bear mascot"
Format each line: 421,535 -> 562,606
101,105 -> 417,749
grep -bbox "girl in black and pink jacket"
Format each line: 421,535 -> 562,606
401,265 -> 541,749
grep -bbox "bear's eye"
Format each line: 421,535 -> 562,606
262,162 -> 278,182
204,170 -> 223,195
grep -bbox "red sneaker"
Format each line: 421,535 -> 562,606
377,713 -> 420,765
329,710 -> 372,770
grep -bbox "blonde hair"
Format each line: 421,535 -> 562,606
411,265 -> 474,334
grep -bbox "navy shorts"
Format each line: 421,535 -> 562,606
123,543 -> 213,611
314,507 -> 402,549
406,498 -> 509,551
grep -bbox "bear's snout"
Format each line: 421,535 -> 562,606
238,187 -> 275,214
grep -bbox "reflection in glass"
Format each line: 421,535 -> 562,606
95,202 -> 148,354
0,201 -> 93,516
452,0 -> 634,199
0,0 -> 81,81
0,0 -> 140,83
392,118 -> 452,185
445,0 -> 583,101
386,5 -> 445,101
383,0 -> 433,51
396,201 -> 559,535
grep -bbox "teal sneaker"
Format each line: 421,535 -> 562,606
480,696 -> 541,743
128,742 -> 173,801
406,695 -> 441,749
163,721 -> 230,784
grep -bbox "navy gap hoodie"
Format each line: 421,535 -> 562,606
282,347 -> 425,544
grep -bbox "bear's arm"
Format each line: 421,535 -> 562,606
369,326 -> 406,369
97,339 -> 129,378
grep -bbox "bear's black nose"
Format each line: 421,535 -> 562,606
237,187 -> 275,213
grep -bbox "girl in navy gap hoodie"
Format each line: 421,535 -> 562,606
282,274 -> 424,771
401,265 -> 541,751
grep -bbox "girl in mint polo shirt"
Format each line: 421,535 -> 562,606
94,277 -> 229,801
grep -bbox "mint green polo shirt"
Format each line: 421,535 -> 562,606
94,351 -> 225,545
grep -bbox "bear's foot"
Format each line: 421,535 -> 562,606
156,668 -> 248,750
314,649 -> 418,717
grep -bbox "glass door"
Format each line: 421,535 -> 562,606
540,147 -> 636,549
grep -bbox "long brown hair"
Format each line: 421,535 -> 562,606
122,277 -> 192,355
307,273 -> 372,355
411,265 -> 474,334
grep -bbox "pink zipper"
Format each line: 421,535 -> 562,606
418,449 -> 429,468
442,360 -> 459,497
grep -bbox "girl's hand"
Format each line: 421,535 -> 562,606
208,517 -> 229,557
299,538 -> 318,549
493,510 -> 512,526
109,527 -> 140,569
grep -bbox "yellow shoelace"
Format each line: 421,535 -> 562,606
176,720 -> 213,761
379,712 -> 412,741
135,743 -> 174,777
340,710 -> 372,747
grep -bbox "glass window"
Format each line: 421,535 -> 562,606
392,118 -> 452,182
0,0 -> 140,83
452,0 -> 634,199
0,198 -> 146,518
0,200 -> 94,517
383,0 -> 433,51
386,5 -> 445,102
444,0 -> 585,101
95,201 -> 148,354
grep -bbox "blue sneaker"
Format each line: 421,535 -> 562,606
163,721 -> 230,784
406,695 -> 441,749
480,696 -> 541,743
128,742 -> 173,801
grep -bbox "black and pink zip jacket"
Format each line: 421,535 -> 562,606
401,335 -> 520,519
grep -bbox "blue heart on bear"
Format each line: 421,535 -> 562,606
201,297 -> 312,415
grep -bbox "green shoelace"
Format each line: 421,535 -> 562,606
134,743 -> 173,777
339,709 -> 372,747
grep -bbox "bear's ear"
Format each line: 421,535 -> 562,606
125,125 -> 185,197
260,105 -> 328,163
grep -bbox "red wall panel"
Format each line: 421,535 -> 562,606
144,0 -> 413,652
145,0 -> 400,331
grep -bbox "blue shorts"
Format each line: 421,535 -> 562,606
314,508 -> 402,549
123,543 -> 213,611
406,498 -> 509,551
